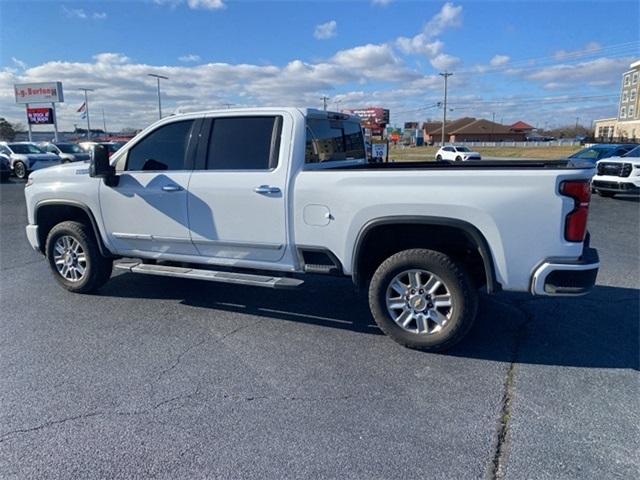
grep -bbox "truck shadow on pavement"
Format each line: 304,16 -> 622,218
99,273 -> 639,370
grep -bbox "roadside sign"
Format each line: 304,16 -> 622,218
14,82 -> 64,104
27,107 -> 55,125
371,142 -> 388,160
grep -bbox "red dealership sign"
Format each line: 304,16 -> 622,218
27,107 -> 55,125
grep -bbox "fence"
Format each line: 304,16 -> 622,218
432,140 -> 581,148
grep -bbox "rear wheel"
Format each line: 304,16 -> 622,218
45,221 -> 113,293
597,190 -> 615,198
368,249 -> 478,351
436,154 -> 443,161
455,156 -> 462,162
13,161 -> 27,179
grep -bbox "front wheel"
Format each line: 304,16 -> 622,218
368,249 -> 478,351
455,156 -> 462,162
13,161 -> 27,179
45,221 -> 113,293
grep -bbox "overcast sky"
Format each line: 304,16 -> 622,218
1,0 -> 639,131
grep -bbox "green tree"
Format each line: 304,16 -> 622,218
0,117 -> 17,141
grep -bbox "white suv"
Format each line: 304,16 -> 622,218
592,145 -> 640,198
436,145 -> 481,162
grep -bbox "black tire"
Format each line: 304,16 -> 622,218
455,156 -> 462,162
436,154 -> 443,161
368,248 -> 478,351
13,161 -> 27,179
597,190 -> 615,198
45,221 -> 113,293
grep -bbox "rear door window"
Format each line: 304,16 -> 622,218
205,116 -> 281,170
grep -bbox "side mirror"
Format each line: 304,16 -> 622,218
89,145 -> 118,186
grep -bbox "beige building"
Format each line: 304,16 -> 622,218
594,60 -> 640,140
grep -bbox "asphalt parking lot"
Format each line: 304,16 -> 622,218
0,179 -> 638,479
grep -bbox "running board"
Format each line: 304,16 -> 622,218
114,262 -> 304,289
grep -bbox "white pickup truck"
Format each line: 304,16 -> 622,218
24,108 -> 599,351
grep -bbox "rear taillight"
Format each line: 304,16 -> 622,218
560,180 -> 591,242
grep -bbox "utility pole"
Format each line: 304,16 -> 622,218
321,96 -> 329,111
148,73 -> 168,120
79,88 -> 94,139
439,72 -> 453,145
491,112 -> 496,142
102,108 -> 107,135
575,116 -> 579,133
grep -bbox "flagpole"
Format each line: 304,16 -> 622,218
79,88 -> 94,139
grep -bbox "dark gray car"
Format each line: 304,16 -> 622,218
39,142 -> 91,163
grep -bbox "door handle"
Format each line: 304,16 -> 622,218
254,185 -> 281,194
162,184 -> 183,192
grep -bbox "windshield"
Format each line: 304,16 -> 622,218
8,143 -> 45,154
623,146 -> 640,157
455,146 -> 471,152
57,143 -> 84,154
305,117 -> 365,163
570,147 -> 609,160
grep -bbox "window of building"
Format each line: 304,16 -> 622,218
205,116 -> 281,170
633,72 -> 638,85
630,89 -> 637,102
126,120 -> 195,171
620,106 -> 626,119
629,105 -> 635,118
624,74 -> 630,86
622,91 -> 629,103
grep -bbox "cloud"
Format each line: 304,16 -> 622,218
154,0 -> 226,10
554,41 -> 601,60
430,53 -> 460,71
314,20 -> 337,40
523,57 -> 632,89
490,54 -> 510,67
371,0 -> 393,5
393,2 -> 461,72
11,57 -> 27,70
61,6 -> 107,20
424,2 -> 462,38
178,54 -> 202,63
62,6 -> 87,19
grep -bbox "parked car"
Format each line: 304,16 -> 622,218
0,150 -> 10,181
567,144 -> 637,166
0,142 -> 61,179
78,141 -> 124,158
38,142 -> 91,163
436,145 -> 482,162
24,108 -> 598,352
591,145 -> 640,197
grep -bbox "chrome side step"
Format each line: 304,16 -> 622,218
114,262 -> 304,289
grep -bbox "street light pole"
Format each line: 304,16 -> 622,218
321,96 -> 329,111
439,72 -> 453,145
148,73 -> 168,120
79,88 -> 94,139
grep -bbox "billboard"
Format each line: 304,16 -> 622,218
348,107 -> 390,124
27,107 -> 55,125
14,82 -> 64,104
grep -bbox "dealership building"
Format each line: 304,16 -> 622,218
593,59 -> 640,141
